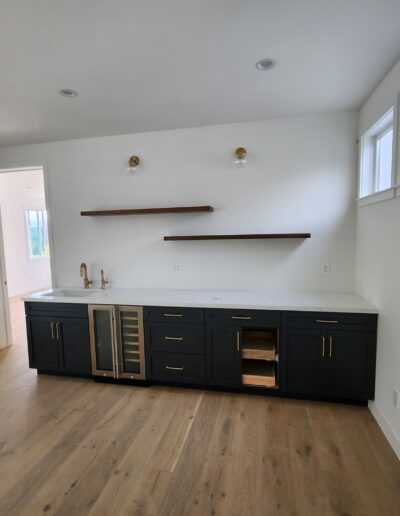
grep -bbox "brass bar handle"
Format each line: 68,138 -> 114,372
56,322 -> 61,340
237,331 -> 240,352
165,366 -> 184,371
232,316 -> 252,320
316,319 -> 339,324
163,313 -> 183,318
165,336 -> 184,341
329,336 -> 333,357
50,322 -> 55,339
322,336 -> 325,357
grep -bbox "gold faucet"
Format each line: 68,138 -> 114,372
80,263 -> 93,289
100,269 -> 109,289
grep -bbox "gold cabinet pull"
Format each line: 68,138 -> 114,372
56,322 -> 61,340
316,319 -> 338,324
329,336 -> 333,357
322,336 -> 325,357
236,331 -> 240,352
165,336 -> 184,341
232,316 -> 252,320
165,366 -> 184,371
50,322 -> 55,339
163,313 -> 183,318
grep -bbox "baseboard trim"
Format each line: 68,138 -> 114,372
369,401 -> 400,460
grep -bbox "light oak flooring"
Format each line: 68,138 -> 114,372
0,296 -> 399,516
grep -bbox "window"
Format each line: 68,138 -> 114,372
360,108 -> 394,199
25,209 -> 50,258
375,126 -> 393,192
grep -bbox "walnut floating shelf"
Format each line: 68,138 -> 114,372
81,206 -> 214,216
164,233 -> 311,241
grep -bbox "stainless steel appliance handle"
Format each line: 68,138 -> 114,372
110,310 -> 119,379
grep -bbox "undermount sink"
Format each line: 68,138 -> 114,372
39,289 -> 94,298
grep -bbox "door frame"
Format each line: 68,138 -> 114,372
0,161 -> 56,348
0,208 -> 11,348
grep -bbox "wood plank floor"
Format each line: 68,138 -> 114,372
0,296 -> 399,515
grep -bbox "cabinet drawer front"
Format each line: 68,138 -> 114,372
146,324 -> 205,354
25,302 -> 88,319
144,306 -> 204,324
206,309 -> 280,327
281,311 -> 377,332
148,352 -> 205,384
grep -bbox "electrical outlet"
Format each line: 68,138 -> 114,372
170,263 -> 182,273
321,263 -> 331,275
393,389 -> 400,409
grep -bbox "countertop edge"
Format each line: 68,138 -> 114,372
22,289 -> 379,314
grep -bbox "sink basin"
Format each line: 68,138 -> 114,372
39,289 -> 94,298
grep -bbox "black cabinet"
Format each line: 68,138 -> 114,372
25,302 -> 377,404
206,308 -> 280,328
26,316 -> 60,372
280,327 -> 376,401
325,331 -> 376,400
57,318 -> 91,375
145,312 -> 206,385
206,326 -> 241,387
279,329 -> 326,396
26,309 -> 91,376
148,352 -> 206,384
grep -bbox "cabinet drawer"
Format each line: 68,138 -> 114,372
206,309 -> 280,327
144,306 -> 204,324
148,352 -> 205,384
146,324 -> 205,354
281,311 -> 377,332
25,302 -> 89,319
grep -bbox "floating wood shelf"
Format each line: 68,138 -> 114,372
81,206 -> 214,216
164,233 -> 311,241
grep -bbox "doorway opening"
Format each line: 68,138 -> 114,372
0,166 -> 53,349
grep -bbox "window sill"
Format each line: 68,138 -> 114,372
357,187 -> 396,207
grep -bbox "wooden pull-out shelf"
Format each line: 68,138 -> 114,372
242,360 -> 276,388
242,330 -> 276,361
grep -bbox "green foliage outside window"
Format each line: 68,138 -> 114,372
25,209 -> 50,258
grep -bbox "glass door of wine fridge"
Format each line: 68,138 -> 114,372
88,305 -> 117,378
115,306 -> 145,380
88,304 -> 146,380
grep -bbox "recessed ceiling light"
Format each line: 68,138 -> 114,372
255,59 -> 275,71
58,88 -> 78,98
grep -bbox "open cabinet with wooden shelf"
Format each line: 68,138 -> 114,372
241,327 -> 279,388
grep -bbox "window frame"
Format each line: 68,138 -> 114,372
373,124 -> 393,193
359,107 -> 395,201
24,207 -> 50,260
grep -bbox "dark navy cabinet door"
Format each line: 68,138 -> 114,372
27,316 -> 59,371
280,329 -> 326,396
325,332 -> 376,400
206,326 -> 241,387
57,318 -> 91,375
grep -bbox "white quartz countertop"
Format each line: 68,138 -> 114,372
22,288 -> 378,314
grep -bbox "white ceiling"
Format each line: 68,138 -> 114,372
1,0 -> 400,146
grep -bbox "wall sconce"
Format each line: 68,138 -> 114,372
234,147 -> 247,165
128,155 -> 140,171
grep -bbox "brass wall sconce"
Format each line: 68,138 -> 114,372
234,147 -> 247,165
128,155 -> 140,171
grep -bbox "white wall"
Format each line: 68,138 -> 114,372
0,169 -> 52,296
0,112 -> 358,293
357,59 -> 400,458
